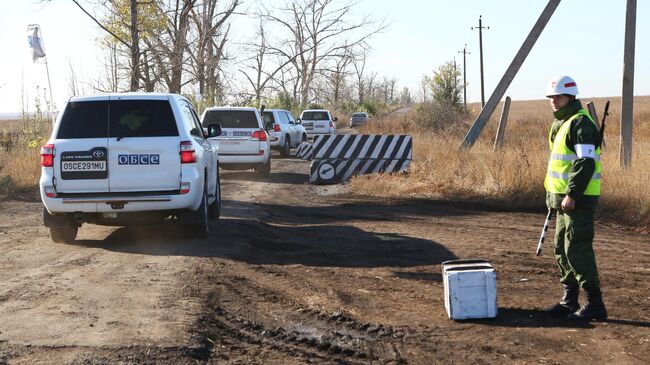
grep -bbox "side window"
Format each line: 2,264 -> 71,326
180,100 -> 204,138
178,101 -> 198,136
188,103 -> 206,138
286,112 -> 296,124
278,111 -> 290,125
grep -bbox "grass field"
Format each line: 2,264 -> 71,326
0,118 -> 48,195
351,96 -> 650,230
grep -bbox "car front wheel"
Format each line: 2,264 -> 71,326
280,136 -> 290,157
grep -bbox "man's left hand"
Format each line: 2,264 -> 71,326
561,195 -> 576,212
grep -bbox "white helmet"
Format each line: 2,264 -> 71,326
545,75 -> 578,97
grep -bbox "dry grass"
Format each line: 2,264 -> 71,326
0,145 -> 42,194
0,118 -> 50,195
351,96 -> 650,229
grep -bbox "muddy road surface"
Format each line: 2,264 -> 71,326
1,152 -> 649,364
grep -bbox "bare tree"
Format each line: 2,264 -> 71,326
187,0 -> 240,105
129,0 -> 140,90
351,49 -> 367,103
66,55 -> 80,96
321,47 -> 355,107
71,0 -> 142,91
263,0 -> 385,105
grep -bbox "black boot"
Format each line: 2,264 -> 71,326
545,284 -> 579,315
567,286 -> 607,321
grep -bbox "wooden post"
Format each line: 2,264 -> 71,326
493,96 -> 511,150
460,0 -> 561,150
620,0 -> 636,169
586,101 -> 605,148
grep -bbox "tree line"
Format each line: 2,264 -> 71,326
64,0 -> 409,113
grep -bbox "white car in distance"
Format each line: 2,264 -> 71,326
299,109 -> 337,142
201,107 -> 271,176
263,109 -> 307,156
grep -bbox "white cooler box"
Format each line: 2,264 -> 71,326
442,259 -> 497,320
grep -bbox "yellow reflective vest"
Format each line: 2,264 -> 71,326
544,109 -> 601,196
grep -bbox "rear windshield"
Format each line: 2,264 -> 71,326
203,110 -> 259,128
301,111 -> 329,120
57,99 -> 178,139
109,100 -> 178,138
57,101 -> 109,139
352,113 -> 367,117
262,111 -> 275,124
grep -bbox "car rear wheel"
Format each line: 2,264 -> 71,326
208,171 -> 221,221
280,136 -> 290,157
50,226 -> 78,243
184,186 -> 209,239
255,157 -> 271,177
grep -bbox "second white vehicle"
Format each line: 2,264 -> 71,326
263,109 -> 307,156
299,109 -> 337,141
201,107 -> 271,176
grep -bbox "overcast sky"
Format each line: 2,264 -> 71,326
0,0 -> 648,114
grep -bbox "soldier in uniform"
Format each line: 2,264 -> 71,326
543,76 -> 607,321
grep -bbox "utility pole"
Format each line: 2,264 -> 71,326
472,15 -> 489,108
460,0 -> 560,149
458,44 -> 470,109
620,0 -> 636,169
453,57 -> 458,102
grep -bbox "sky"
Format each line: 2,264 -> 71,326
0,0 -> 648,115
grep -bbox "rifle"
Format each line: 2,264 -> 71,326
599,101 -> 610,148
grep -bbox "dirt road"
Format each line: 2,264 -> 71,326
1,150 -> 649,364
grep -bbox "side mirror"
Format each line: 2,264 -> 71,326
207,123 -> 222,137
333,117 -> 338,122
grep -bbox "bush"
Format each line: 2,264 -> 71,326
415,101 -> 469,132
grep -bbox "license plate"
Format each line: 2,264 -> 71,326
60,147 -> 108,180
62,161 -> 107,172
220,140 -> 241,145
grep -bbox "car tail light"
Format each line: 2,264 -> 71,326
329,121 -> 334,128
252,129 -> 268,142
180,182 -> 191,194
180,141 -> 196,163
273,124 -> 281,132
41,144 -> 54,167
44,186 -> 57,198
259,150 -> 264,156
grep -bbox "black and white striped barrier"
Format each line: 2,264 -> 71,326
295,141 -> 314,160
301,134 -> 412,184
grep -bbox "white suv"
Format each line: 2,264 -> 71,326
299,109 -> 337,141
40,93 -> 221,243
201,107 -> 271,176
263,109 -> 307,156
